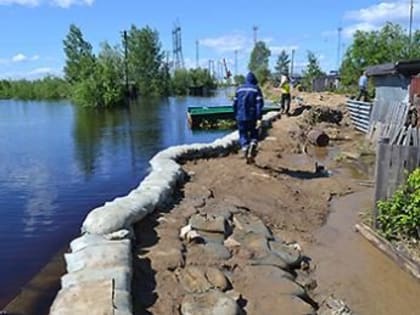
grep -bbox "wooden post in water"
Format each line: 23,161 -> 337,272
373,137 -> 390,229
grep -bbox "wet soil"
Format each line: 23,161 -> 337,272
308,190 -> 420,315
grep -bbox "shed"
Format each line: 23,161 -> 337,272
366,60 -> 420,127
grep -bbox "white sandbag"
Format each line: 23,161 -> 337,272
70,233 -> 130,252
61,266 -> 132,291
65,241 -> 131,273
82,202 -> 148,235
50,280 -> 113,315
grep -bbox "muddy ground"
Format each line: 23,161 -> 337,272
133,93 -> 378,315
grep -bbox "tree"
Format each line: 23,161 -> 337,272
234,74 -> 246,86
63,24 -> 96,84
274,50 -> 290,77
248,41 -> 271,84
302,51 -> 324,90
171,69 -> 191,96
340,23 -> 420,87
72,42 -> 125,108
126,25 -> 167,96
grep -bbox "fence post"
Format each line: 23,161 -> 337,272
373,137 -> 390,229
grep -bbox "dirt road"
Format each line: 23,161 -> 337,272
132,93 -> 386,314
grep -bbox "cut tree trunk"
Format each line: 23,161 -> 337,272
307,129 -> 330,147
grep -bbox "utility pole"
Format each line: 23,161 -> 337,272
253,25 -> 258,45
122,30 -> 129,97
337,27 -> 343,71
290,49 -> 295,78
196,40 -> 199,68
409,0 -> 414,57
234,49 -> 238,76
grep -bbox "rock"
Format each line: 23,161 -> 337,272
181,289 -> 240,315
206,267 -> 230,291
233,213 -> 272,239
237,232 -> 270,257
269,241 -> 303,268
224,236 -> 241,248
190,214 -> 226,234
232,265 -> 315,314
198,230 -> 226,244
318,296 -> 354,315
179,266 -> 212,294
251,253 -> 290,271
203,243 -> 232,260
187,244 -> 232,263
144,244 -> 184,271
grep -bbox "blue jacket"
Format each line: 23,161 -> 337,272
233,72 -> 264,121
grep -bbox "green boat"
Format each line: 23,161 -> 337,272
187,104 -> 281,129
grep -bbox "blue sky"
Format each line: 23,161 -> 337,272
0,0 -> 419,79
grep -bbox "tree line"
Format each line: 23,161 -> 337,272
0,24 -> 217,107
2,22 -> 419,104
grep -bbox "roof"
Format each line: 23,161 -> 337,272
366,59 -> 420,77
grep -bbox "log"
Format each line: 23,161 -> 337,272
307,129 -> 330,147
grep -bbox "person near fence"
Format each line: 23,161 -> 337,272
279,73 -> 292,115
357,71 -> 368,101
233,72 -> 264,163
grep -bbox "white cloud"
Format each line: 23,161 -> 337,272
200,33 -> 251,53
51,0 -> 94,8
339,1 -> 420,38
0,0 -> 39,6
345,1 -> 419,24
29,67 -> 55,75
12,53 -> 28,62
0,0 -> 94,7
0,53 -> 40,64
270,45 -> 299,55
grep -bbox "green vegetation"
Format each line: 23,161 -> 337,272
302,51 -> 325,91
0,77 -> 70,100
2,23 -> 217,107
377,168 -> 420,240
274,50 -> 290,77
340,23 -> 420,88
248,41 -> 271,85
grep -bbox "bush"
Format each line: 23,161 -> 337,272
377,168 -> 420,240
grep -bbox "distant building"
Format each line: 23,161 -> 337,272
366,60 -> 420,126
312,72 -> 340,92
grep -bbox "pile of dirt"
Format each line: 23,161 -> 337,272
302,106 -> 344,126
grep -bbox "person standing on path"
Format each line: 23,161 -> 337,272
357,71 -> 368,101
279,73 -> 291,115
233,72 -> 264,162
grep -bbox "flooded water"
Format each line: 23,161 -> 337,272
308,189 -> 420,315
0,91 -> 232,307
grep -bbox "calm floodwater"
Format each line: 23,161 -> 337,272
0,91 -> 232,306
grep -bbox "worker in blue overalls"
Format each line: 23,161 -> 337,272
233,72 -> 264,163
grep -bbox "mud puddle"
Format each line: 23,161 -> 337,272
307,190 -> 420,315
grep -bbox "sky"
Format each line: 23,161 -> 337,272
0,0 -> 419,79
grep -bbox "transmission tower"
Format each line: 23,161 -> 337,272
253,25 -> 258,45
196,40 -> 199,68
234,50 -> 238,76
172,21 -> 185,70
337,27 -> 343,70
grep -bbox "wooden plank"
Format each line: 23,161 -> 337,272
373,138 -> 391,227
355,224 -> 420,281
407,146 -> 419,172
387,145 -> 402,197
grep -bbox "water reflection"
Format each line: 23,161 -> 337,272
0,91 -> 231,307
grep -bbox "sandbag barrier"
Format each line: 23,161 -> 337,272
49,111 -> 280,315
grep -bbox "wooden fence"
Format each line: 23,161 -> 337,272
373,128 -> 420,226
